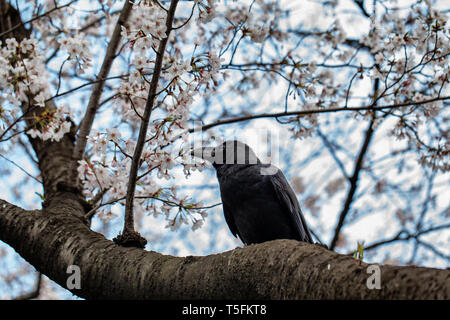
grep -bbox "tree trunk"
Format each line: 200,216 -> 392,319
1,197 -> 449,299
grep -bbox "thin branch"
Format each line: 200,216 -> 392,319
54,58 -> 69,97
309,228 -> 324,245
90,187 -> 110,207
0,153 -> 42,183
353,0 -> 370,18
72,0 -> 134,165
86,195 -> 219,220
172,1 -> 196,30
0,109 -> 34,142
119,0 -> 179,246
288,29 -> 369,51
47,74 -> 125,103
13,272 -> 41,300
329,115 -> 376,250
360,223 -> 450,253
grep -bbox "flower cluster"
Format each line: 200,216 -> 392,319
2,0 -> 448,240
27,104 -> 72,142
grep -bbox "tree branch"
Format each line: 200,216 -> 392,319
0,1 -> 84,198
353,0 -> 370,18
0,1 -> 78,39
329,116 -> 376,250
72,0 -> 133,165
13,272 -> 41,300
1,198 -> 449,299
316,128 -> 349,179
116,0 -> 179,248
360,223 -> 450,253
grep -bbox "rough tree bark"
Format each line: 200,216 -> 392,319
1,197 -> 449,299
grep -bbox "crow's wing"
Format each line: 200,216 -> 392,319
269,168 -> 313,243
221,201 -> 239,239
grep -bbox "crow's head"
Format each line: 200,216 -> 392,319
192,140 -> 261,169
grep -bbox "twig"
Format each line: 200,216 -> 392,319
353,0 -> 370,18
416,239 -> 450,261
329,115 -> 376,250
46,74 -> 124,103
172,1 -> 196,30
189,95 -> 450,132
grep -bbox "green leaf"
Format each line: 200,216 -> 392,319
35,192 -> 45,201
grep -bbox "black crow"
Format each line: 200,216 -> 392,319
192,140 -> 313,245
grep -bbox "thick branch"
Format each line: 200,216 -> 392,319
0,1 -> 83,197
360,223 -> 450,253
72,0 -> 133,164
289,30 -> 368,51
329,116 -> 375,250
189,96 -> 450,133
0,198 -> 449,299
353,0 -> 370,18
0,1 -> 78,39
0,0 -> 30,42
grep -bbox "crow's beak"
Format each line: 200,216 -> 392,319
191,147 -> 215,163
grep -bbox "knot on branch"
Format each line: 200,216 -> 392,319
113,230 -> 147,249
314,242 -> 329,250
